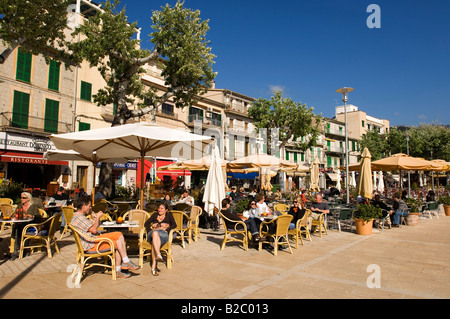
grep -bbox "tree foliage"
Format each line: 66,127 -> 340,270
71,0 -> 216,124
360,125 -> 450,162
0,0 -> 74,65
248,90 -> 322,155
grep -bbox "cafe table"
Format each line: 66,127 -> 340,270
100,220 -> 140,233
0,217 -> 34,254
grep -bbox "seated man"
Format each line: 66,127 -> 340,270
371,194 -> 393,227
392,194 -> 409,227
175,189 -> 194,206
70,196 -> 140,278
309,194 -> 329,232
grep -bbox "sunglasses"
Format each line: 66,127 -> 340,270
250,203 -> 256,205
293,201 -> 298,203
21,197 -> 28,199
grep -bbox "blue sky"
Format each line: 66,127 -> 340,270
124,0 -> 450,126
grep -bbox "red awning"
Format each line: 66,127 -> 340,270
0,151 -> 69,166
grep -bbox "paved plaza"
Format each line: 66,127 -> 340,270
1,213 -> 449,300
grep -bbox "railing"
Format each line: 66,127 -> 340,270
0,112 -> 73,134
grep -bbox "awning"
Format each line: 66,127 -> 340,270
326,172 -> 339,181
0,151 -> 69,166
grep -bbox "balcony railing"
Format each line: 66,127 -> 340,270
0,112 -> 73,135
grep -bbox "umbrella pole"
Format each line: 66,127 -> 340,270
140,154 -> 145,209
92,164 -> 96,204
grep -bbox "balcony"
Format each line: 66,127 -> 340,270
0,112 -> 73,136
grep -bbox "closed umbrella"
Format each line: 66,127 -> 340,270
357,147 -> 373,199
309,157 -> 320,191
202,142 -> 226,216
50,122 -> 212,206
336,169 -> 341,191
377,171 -> 385,193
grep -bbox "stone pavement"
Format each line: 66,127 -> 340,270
1,214 -> 450,300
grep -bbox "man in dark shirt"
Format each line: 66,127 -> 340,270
392,194 -> 409,227
371,194 -> 393,226
310,194 -> 329,220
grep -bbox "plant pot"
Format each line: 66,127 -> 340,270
443,205 -> 450,216
406,212 -> 419,226
354,218 -> 374,235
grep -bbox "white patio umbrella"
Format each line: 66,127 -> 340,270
373,171 -> 377,190
377,170 -> 385,193
43,149 -> 130,203
202,142 -> 226,216
50,122 -> 212,206
336,169 -> 341,191
309,157 -> 320,191
351,171 -> 357,187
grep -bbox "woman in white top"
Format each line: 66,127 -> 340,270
256,194 -> 272,216
242,200 -> 264,242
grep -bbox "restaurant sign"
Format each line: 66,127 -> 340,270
0,132 -> 55,153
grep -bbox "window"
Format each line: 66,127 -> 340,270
352,141 -> 356,151
188,106 -> 204,122
16,48 -> 32,83
44,99 -> 59,133
301,153 -> 305,161
161,103 -> 174,115
326,123 -> 330,133
78,122 -> 91,131
362,120 -> 365,127
294,152 -> 298,163
285,151 -> 290,161
48,60 -> 60,91
80,81 -> 92,101
327,156 -> 332,167
12,90 -> 30,129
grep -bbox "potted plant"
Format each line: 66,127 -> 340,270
404,198 -> 421,225
439,195 -> 450,216
353,204 -> 382,235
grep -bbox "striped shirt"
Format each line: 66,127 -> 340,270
70,211 -> 96,251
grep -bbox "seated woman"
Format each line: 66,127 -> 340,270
144,202 -> 177,276
9,192 -> 43,260
288,198 -> 306,230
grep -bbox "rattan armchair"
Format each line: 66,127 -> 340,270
171,210 -> 191,248
68,225 -> 117,284
0,203 -> 16,232
218,211 -> 248,251
138,227 -> 174,269
258,214 -> 293,256
59,206 -> 74,239
274,203 -> 289,214
311,212 -> 328,237
19,212 -> 62,259
288,209 -> 312,249
188,206 -> 203,243
122,210 -> 151,248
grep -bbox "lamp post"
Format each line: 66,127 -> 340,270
336,87 -> 354,204
406,134 -> 411,198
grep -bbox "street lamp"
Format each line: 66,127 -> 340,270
336,87 -> 354,204
406,134 -> 411,198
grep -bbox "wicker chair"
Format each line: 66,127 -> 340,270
0,203 -> 16,232
19,212 -> 62,259
59,206 -> 74,239
139,227 -> 174,269
288,209 -> 312,249
218,211 -> 248,251
259,214 -> 293,256
122,210 -> 151,248
274,203 -> 289,214
188,206 -> 203,243
0,198 -> 14,205
311,212 -> 328,237
171,210 -> 191,248
68,225 -> 117,284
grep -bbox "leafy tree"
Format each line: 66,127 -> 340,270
359,129 -> 388,160
0,0 -> 74,65
71,0 -> 216,125
248,90 -> 322,155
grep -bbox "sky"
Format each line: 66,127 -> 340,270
123,0 -> 450,127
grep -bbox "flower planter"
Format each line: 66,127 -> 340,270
406,212 -> 419,226
444,205 -> 450,217
354,218 -> 374,235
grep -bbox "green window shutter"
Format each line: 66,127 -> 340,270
362,120 -> 365,127
48,60 -> 60,91
327,156 -> 332,167
301,153 -> 304,161
327,140 -> 331,147
78,122 -> 91,131
16,48 -> 32,83
294,152 -> 298,163
80,81 -> 92,101
44,99 -> 59,133
285,151 -> 289,160
327,123 -> 330,133
12,91 -> 30,129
